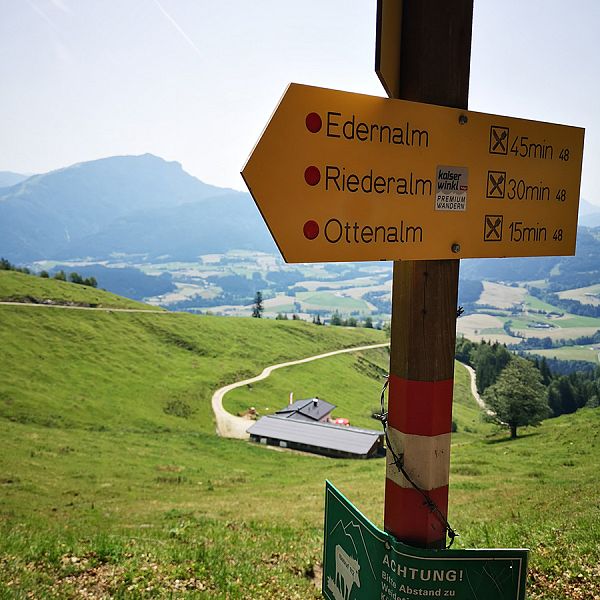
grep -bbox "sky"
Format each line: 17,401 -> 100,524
1,0 -> 599,205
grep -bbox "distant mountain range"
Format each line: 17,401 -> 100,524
0,154 -> 276,262
578,198 -> 600,228
1,154 -> 598,292
460,198 -> 600,285
0,171 -> 30,189
461,227 -> 600,288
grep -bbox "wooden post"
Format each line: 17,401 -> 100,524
382,0 -> 474,549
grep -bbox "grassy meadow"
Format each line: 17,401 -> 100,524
0,276 -> 599,599
525,345 -> 600,364
0,270 -> 157,311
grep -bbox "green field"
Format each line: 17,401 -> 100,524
0,270 -> 157,311
1,275 -> 599,599
522,294 -> 562,313
554,314 -> 600,328
508,315 -> 555,330
525,345 -> 600,364
296,291 -> 369,312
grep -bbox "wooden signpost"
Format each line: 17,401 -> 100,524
380,0 -> 472,553
241,0 -> 584,596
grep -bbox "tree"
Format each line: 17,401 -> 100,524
483,356 -> 550,439
364,316 -> 373,328
472,341 -> 511,394
251,291 -> 264,318
455,336 -> 475,365
538,356 -> 552,385
53,270 -> 66,281
330,311 -> 342,326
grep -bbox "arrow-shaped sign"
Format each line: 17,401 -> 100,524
242,83 -> 583,263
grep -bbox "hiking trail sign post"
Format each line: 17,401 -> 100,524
323,481 -> 528,600
241,0 -> 584,598
241,83 -> 584,264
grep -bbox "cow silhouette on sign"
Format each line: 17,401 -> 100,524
334,544 -> 361,599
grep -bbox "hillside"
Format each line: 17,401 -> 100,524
0,171 -> 30,188
0,270 -> 158,311
578,198 -> 600,228
461,226 -> 600,287
0,276 -> 385,433
0,154 -> 276,262
0,278 -> 598,599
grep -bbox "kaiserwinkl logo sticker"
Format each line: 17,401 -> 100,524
435,165 -> 468,211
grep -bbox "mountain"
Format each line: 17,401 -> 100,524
0,154 -> 276,262
0,171 -> 30,188
461,226 -> 600,287
46,264 -> 175,301
578,198 -> 600,228
63,191 -> 275,258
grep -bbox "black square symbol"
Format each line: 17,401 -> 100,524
489,126 -> 509,155
486,170 -> 506,198
484,215 -> 503,242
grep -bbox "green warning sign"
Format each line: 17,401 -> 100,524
323,482 -> 528,600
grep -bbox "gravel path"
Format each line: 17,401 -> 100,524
211,343 -> 390,439
460,362 -> 494,415
0,301 -> 165,313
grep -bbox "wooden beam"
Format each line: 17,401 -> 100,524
383,0 -> 473,549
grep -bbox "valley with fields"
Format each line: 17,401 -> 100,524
1,156 -> 600,598
0,271 -> 599,599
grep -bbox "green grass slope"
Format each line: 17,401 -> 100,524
0,270 -> 158,310
0,301 -> 384,433
0,280 -> 598,599
225,351 -> 490,438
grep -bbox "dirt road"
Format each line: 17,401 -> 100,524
211,343 -> 390,439
0,301 -> 165,313
461,362 -> 494,416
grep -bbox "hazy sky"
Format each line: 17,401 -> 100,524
1,1 -> 599,204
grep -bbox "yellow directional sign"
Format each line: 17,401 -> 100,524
242,83 -> 584,263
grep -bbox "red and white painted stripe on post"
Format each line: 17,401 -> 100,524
384,374 -> 454,548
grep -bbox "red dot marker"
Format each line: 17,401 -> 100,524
304,166 -> 320,186
305,112 -> 322,133
303,220 -> 319,240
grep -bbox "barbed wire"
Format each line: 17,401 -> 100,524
373,377 -> 458,549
